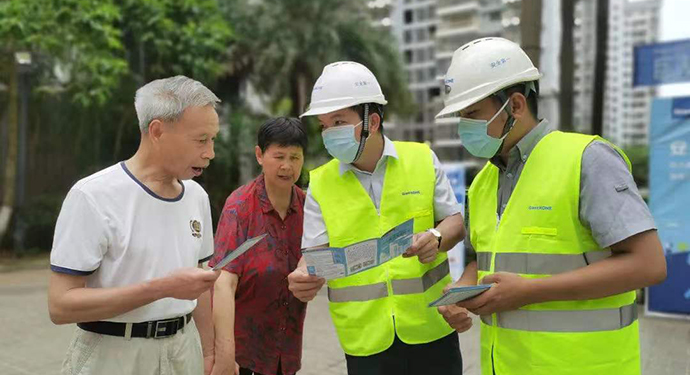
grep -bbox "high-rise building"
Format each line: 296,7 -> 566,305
604,0 -> 660,146
572,0 -> 597,134
432,0 -> 506,161
368,0 -> 395,28
538,0 -> 561,128
377,0 -> 659,167
385,1 -> 560,161
431,0 -> 561,162
389,0 -> 440,142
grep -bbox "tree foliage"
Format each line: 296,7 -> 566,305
0,0 -> 232,251
0,0 -> 232,108
222,0 -> 414,118
0,0 -> 128,107
0,0 -> 416,252
624,145 -> 649,190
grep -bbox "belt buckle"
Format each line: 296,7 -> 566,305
151,318 -> 180,339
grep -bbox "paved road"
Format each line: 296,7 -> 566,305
0,268 -> 688,375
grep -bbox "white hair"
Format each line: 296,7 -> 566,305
134,75 -> 221,132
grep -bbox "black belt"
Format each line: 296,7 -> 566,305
77,313 -> 192,339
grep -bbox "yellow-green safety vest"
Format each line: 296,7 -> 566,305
310,141 -> 454,356
468,131 -> 640,375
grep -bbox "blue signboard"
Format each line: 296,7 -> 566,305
648,97 -> 690,316
634,39 -> 690,87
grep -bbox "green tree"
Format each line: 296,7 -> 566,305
107,0 -> 233,163
0,0 -> 129,106
0,0 -> 127,244
0,0 -> 232,250
119,0 -> 232,85
624,145 -> 649,191
222,0 -> 414,118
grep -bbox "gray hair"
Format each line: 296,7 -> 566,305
134,75 -> 221,132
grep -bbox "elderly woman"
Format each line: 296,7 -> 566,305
210,117 -> 311,375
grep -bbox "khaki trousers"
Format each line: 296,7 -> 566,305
61,320 -> 204,375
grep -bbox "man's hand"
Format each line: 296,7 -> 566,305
162,268 -> 220,300
288,263 -> 325,302
403,231 -> 439,264
438,304 -> 473,333
455,272 -> 533,316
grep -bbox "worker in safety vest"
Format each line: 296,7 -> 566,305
288,61 -> 471,375
436,37 -> 667,375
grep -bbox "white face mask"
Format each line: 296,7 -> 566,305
321,121 -> 363,163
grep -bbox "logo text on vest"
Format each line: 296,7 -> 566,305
528,205 -> 552,211
402,190 -> 421,196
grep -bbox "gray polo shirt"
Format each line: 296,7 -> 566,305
302,136 -> 463,249
465,119 -> 656,257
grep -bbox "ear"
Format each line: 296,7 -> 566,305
509,93 -> 529,121
147,119 -> 165,143
255,145 -> 264,166
367,112 -> 382,134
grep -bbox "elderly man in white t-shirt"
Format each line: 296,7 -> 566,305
49,76 -> 223,375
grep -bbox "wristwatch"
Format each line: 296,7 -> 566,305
427,228 -> 442,249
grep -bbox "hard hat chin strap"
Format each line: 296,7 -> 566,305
352,104 -> 370,163
494,81 -> 536,139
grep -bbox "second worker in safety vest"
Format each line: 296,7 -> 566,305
437,37 -> 667,375
287,61 -> 470,375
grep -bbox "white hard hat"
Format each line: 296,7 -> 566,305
436,37 -> 542,118
300,61 -> 388,118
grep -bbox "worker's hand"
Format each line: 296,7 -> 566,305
288,264 -> 325,302
438,304 -> 473,333
455,272 -> 533,316
403,231 -> 439,264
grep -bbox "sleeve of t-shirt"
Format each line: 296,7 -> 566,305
301,187 -> 330,249
430,150 -> 463,222
209,201 -> 246,276
580,141 -> 657,248
50,188 -> 109,275
198,194 -> 214,264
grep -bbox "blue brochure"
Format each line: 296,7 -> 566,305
428,284 -> 492,307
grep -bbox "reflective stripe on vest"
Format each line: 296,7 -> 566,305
477,252 -> 491,271
480,303 -> 637,333
328,282 -> 388,303
328,260 -> 449,302
392,260 -> 449,295
476,250 -> 612,274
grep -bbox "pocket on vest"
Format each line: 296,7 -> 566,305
521,227 -> 558,236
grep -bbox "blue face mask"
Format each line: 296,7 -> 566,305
457,99 -> 512,158
322,121 -> 363,163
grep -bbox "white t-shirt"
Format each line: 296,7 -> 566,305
50,162 -> 214,323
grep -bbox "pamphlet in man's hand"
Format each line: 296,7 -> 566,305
303,219 -> 414,280
212,234 -> 267,271
428,284 -> 492,307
